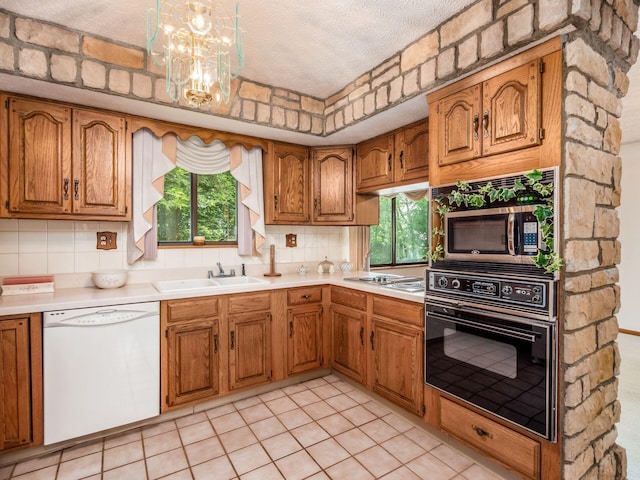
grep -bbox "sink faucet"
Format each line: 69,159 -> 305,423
217,262 -> 225,276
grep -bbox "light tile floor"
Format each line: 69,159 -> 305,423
0,375 -> 513,480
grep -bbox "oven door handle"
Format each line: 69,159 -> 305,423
427,311 -> 538,343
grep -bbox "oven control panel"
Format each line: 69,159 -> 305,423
427,271 -> 548,307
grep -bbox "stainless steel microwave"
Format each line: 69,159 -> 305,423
444,205 -> 543,264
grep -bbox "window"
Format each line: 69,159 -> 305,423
369,193 -> 429,266
157,166 -> 238,245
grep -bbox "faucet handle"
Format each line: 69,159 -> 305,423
230,269 -> 236,277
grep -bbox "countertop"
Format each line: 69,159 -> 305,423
0,272 -> 425,316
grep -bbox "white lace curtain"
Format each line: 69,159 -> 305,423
127,129 -> 265,264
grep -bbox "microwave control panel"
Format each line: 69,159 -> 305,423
427,271 -> 548,307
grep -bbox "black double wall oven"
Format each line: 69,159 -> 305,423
425,169 -> 558,441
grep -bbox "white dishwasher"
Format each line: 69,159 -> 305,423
43,301 -> 160,445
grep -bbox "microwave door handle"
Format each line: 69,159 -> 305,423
507,213 -> 516,256
427,311 -> 538,343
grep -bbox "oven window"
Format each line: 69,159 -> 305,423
449,217 -> 506,253
443,328 -> 517,379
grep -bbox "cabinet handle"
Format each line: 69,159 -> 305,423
482,111 -> 489,138
388,154 -> 392,171
274,195 -> 278,209
73,179 -> 79,200
301,294 -> 311,299
289,321 -> 293,338
230,331 -> 235,350
472,424 -> 493,439
370,331 -> 375,350
213,333 -> 218,354
63,178 -> 70,200
473,114 -> 480,141
359,326 -> 364,345
314,198 -> 318,211
399,151 -> 404,170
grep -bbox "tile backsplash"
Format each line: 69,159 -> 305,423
0,219 -> 349,279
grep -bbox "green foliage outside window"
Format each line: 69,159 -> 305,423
157,167 -> 237,244
370,193 -> 429,266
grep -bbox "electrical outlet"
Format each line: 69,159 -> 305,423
97,232 -> 117,250
286,233 -> 297,247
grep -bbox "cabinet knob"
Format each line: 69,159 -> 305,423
387,154 -> 392,171
301,294 -> 311,299
399,151 -> 404,170
230,331 -> 235,350
63,178 -> 70,200
274,195 -> 278,209
473,114 -> 480,141
482,111 -> 489,138
213,334 -> 219,353
74,179 -> 79,200
472,424 -> 493,439
289,321 -> 293,338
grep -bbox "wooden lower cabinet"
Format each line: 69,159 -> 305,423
329,303 -> 366,384
286,286 -> 324,375
228,311 -> 272,390
0,313 -> 42,453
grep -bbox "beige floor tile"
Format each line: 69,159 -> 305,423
325,394 -> 358,412
403,426 -> 442,451
430,444 -> 474,472
332,380 -> 356,393
290,422 -> 330,447
103,440 -> 144,471
142,420 -> 177,439
239,403 -> 273,424
146,448 -> 189,480
102,460 -> 147,480
325,457 -> 373,480
219,425 -> 258,452
282,383 -> 307,395
259,388 -> 286,402
176,412 -> 209,428
379,465 -> 422,480
12,453 -> 60,476
234,395 -> 262,410
306,438 -> 351,469
342,405 -> 377,426
317,413 -> 355,436
355,445 -> 402,477
360,418 -> 400,443
303,400 -> 338,420
240,462 -> 284,480
275,450 -> 321,480
57,452 -> 102,480
289,389 -> 322,407
302,378 -> 329,389
407,452 -> 457,480
184,435 -> 225,466
324,374 -> 341,383
178,419 -> 216,445
191,455 -> 236,480
277,408 -> 313,430
11,466 -> 57,480
306,472 -> 330,480
143,429 -> 182,457
104,428 -> 142,449
0,466 -> 12,480
362,400 -> 391,417
381,413 -> 416,433
460,464 -> 508,480
228,443 -> 271,475
266,396 -> 298,415
345,389 -> 373,404
311,384 -> 342,400
381,434 -> 427,463
211,411 -> 247,434
205,403 -> 236,420
249,416 -> 287,440
261,432 -> 303,460
161,469 -> 193,480
334,428 -> 376,455
60,439 -> 103,462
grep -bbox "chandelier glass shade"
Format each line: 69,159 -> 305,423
146,0 -> 244,108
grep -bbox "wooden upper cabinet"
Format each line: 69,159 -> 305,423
72,109 -> 128,217
2,94 -> 131,220
356,119 -> 429,192
264,142 -> 310,224
312,147 -> 354,224
427,38 -> 561,186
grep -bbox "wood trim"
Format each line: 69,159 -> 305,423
29,313 -> 43,447
619,328 -> 640,336
129,115 -> 270,151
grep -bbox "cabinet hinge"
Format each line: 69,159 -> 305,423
125,206 -> 128,214
164,330 -> 168,338
125,119 -> 128,130
4,201 -> 8,209
539,128 -> 545,140
539,61 -> 545,74
4,99 -> 8,109
165,395 -> 169,405
422,404 -> 426,416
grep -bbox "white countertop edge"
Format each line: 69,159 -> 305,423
0,272 -> 425,316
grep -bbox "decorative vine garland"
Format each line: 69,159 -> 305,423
430,169 -> 563,274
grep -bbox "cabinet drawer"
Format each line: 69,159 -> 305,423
228,292 -> 271,314
165,297 -> 219,323
372,296 -> 423,327
331,286 -> 367,311
287,287 -> 323,305
440,398 -> 540,479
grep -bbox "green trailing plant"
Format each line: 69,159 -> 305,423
429,169 -> 563,274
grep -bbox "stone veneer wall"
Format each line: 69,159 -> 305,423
1,1 -> 640,478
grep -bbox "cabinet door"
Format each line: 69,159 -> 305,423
355,134 -> 394,191
370,317 -> 423,415
329,304 -> 366,384
395,121 -> 429,183
7,97 -> 72,215
437,84 -> 481,166
287,305 -> 323,375
0,318 -> 31,451
166,320 -> 219,408
229,311 -> 271,390
311,147 -> 354,224
482,60 -> 541,157
264,143 -> 310,224
72,108 -> 128,217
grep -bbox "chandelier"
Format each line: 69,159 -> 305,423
146,0 -> 244,108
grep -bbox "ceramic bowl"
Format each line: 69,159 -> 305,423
92,270 -> 128,289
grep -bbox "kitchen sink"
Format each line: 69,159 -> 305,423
153,276 -> 269,293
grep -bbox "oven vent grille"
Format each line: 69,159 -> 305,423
432,168 -> 556,197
